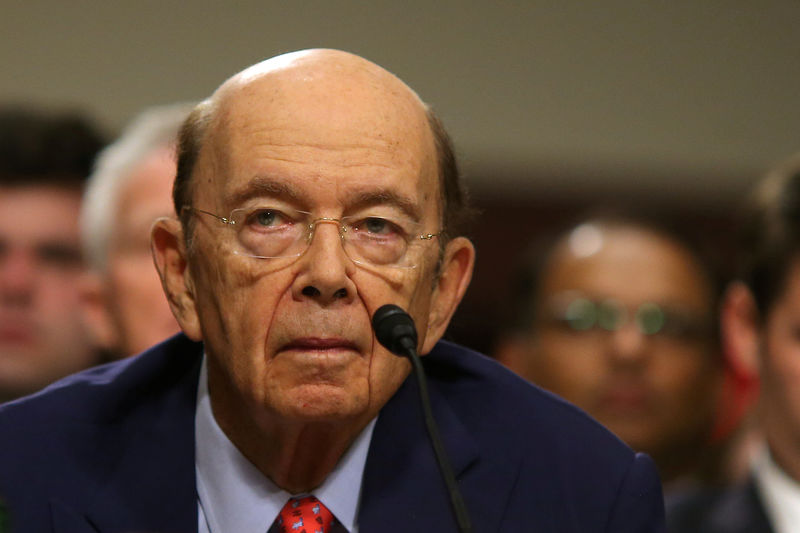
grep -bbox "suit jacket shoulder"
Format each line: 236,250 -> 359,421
0,334 -> 203,533
361,340 -> 666,532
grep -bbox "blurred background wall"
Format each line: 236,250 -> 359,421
4,1 -> 799,352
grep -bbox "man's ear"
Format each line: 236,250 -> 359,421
77,271 -> 119,354
421,236 -> 475,354
151,218 -> 202,341
721,281 -> 761,381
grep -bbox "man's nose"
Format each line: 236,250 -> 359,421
0,249 -> 36,304
606,322 -> 648,365
291,220 -> 356,305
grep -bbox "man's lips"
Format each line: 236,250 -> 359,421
280,337 -> 359,353
597,386 -> 651,414
277,338 -> 362,372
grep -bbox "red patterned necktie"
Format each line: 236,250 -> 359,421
275,495 -> 336,533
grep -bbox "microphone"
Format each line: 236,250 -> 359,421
372,304 -> 472,533
372,304 -> 418,358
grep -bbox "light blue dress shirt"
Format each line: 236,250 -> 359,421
195,356 -> 376,533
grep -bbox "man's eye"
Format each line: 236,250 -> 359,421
247,209 -> 285,228
364,217 -> 391,234
355,217 -> 407,238
37,244 -> 83,268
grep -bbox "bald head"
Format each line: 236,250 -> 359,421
221,49 -> 427,112
173,49 -> 468,239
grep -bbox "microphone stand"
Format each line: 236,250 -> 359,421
396,336 -> 473,533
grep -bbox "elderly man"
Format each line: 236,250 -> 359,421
0,108 -> 106,403
0,50 -> 664,532
80,103 -> 189,358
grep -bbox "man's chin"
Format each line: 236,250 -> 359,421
0,372 -> 50,402
278,384 -> 370,423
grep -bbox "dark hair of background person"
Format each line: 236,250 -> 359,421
0,107 -> 106,187
172,101 -> 475,242
500,205 -> 727,346
737,154 -> 800,320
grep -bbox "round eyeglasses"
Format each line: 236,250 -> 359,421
182,205 -> 441,269
545,294 -> 712,342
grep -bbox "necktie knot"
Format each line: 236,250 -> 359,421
275,495 -> 336,533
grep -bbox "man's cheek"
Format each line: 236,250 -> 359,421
224,289 -> 273,341
352,268 -> 421,315
368,348 -> 411,406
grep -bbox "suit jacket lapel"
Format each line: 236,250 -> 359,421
360,366 -> 522,532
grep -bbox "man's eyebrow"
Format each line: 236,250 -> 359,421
227,176 -> 422,220
348,189 -> 421,221
227,176 -> 302,207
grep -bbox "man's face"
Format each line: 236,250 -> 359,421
522,226 -> 720,458
758,259 -> 800,463
0,185 -> 98,401
104,147 -> 179,356
155,53 -> 471,430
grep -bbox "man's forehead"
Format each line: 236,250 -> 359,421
192,50 -> 438,204
542,226 -> 712,305
0,185 -> 81,241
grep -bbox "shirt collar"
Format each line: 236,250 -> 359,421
195,355 -> 376,533
753,445 -> 800,533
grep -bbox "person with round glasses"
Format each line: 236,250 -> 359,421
496,212 -> 727,491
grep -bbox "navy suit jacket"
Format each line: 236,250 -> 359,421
666,478 -> 773,533
0,334 -> 665,532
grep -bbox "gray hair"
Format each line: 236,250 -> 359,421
81,103 -> 193,272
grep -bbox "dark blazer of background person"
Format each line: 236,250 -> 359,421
667,481 -> 772,533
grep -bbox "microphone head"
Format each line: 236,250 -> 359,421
372,304 -> 418,357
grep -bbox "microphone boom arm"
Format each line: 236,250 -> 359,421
372,304 -> 473,533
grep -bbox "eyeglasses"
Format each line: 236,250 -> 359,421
543,294 -> 712,341
182,205 -> 441,269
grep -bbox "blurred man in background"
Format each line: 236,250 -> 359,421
80,103 -> 190,358
0,108 -> 106,403
668,153 -> 800,532
496,212 -> 727,490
